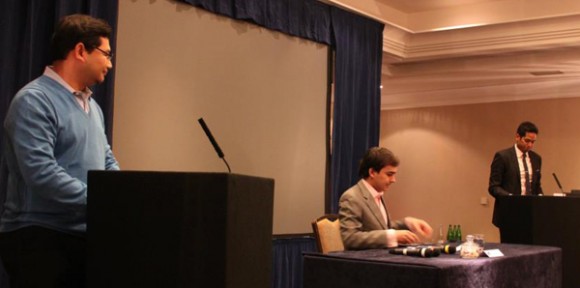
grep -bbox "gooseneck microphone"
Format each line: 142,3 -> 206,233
198,118 -> 231,173
389,246 -> 440,258
552,173 -> 564,194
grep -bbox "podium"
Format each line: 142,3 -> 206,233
86,171 -> 274,288
496,196 -> 580,288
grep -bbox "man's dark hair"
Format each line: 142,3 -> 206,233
358,147 -> 400,178
49,14 -> 112,62
516,121 -> 539,137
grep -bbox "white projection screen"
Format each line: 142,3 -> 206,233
113,0 -> 328,234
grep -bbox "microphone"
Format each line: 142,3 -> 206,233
434,244 -> 457,254
552,173 -> 564,194
389,246 -> 440,258
197,118 -> 231,173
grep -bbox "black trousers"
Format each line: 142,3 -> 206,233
0,226 -> 86,288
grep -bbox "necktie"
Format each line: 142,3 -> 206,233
375,196 -> 389,228
523,153 -> 532,195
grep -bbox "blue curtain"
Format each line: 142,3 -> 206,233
329,8 -> 383,213
182,0 -> 332,45
0,1 -> 118,286
272,236 -> 317,288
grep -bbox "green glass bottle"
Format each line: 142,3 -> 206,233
451,225 -> 458,242
457,225 -> 462,242
446,224 -> 453,242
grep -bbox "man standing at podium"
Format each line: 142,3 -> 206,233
0,14 -> 119,288
488,121 -> 543,240
339,147 -> 433,250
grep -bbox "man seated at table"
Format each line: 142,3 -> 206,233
339,147 -> 433,249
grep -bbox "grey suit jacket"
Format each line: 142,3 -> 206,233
339,179 -> 407,250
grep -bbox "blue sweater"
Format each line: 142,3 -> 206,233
1,75 -> 119,235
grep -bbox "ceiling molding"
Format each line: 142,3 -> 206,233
381,78 -> 580,110
383,14 -> 580,62
407,28 -> 580,58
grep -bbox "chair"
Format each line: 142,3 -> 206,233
311,214 -> 344,253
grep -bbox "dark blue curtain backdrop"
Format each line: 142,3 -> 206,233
329,8 -> 383,213
272,236 -> 317,288
183,0 -> 332,44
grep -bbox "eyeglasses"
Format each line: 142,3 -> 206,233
94,47 -> 114,60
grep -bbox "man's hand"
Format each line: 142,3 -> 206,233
394,230 -> 420,244
404,217 -> 433,240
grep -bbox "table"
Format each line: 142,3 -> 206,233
303,243 -> 561,288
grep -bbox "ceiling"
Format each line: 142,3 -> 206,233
378,0 -> 506,14
325,0 -> 580,109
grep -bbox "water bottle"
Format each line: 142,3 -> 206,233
446,224 -> 453,242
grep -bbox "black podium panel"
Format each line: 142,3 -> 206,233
87,171 -> 274,288
496,196 -> 580,288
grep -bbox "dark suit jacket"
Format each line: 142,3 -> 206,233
338,180 -> 407,250
488,146 -> 543,227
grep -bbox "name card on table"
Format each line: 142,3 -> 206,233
483,249 -> 504,258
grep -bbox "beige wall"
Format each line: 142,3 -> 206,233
380,97 -> 580,242
113,0 -> 328,234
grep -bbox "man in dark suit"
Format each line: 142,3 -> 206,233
488,121 -> 543,241
339,147 -> 432,250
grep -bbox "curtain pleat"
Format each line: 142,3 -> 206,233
329,7 -> 384,213
182,0 -> 332,45
272,237 -> 317,288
